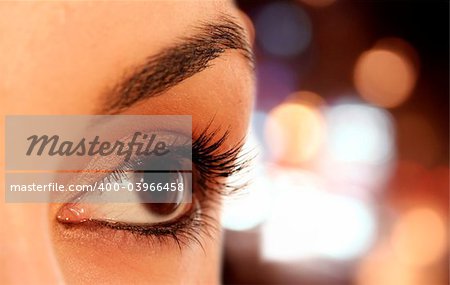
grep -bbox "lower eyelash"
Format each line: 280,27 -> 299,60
97,202 -> 218,251
59,198 -> 219,251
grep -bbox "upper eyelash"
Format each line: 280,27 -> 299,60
191,127 -> 254,198
107,125 -> 253,199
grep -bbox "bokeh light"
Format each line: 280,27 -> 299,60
221,173 -> 272,231
265,98 -> 326,165
314,194 -> 377,260
248,110 -> 269,160
324,102 -> 395,164
224,1 -> 448,284
261,168 -> 377,261
285,90 -> 326,107
255,2 -> 312,57
356,242 -> 420,285
222,131 -> 272,231
354,43 -> 418,108
374,37 -> 420,69
390,207 -> 448,267
261,170 -> 326,261
314,101 -> 396,192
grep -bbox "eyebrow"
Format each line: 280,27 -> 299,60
102,15 -> 254,114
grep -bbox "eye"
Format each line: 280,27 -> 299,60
57,157 -> 194,226
55,128 -> 250,246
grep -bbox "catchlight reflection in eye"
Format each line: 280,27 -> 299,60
261,169 -> 377,261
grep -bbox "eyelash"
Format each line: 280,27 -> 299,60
69,126 -> 252,249
83,204 -> 212,251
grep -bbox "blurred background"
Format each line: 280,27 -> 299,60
221,0 -> 449,284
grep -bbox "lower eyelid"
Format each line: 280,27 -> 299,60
54,199 -> 213,250
55,217 -> 188,250
54,219 -> 178,254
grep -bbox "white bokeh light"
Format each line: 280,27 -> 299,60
261,169 -> 377,261
324,103 -> 395,164
221,130 -> 272,231
221,173 -> 272,231
314,195 -> 377,260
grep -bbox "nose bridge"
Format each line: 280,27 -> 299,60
1,203 -> 64,284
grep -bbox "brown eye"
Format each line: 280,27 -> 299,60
144,202 -> 183,216
138,172 -> 192,216
56,171 -> 194,225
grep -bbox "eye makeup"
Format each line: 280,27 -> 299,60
56,126 -> 252,249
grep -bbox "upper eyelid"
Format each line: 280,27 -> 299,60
73,131 -> 189,169
58,131 -> 191,195
100,15 -> 253,114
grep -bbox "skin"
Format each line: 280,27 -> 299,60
0,1 -> 254,284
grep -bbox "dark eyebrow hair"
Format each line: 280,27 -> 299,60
102,15 -> 254,114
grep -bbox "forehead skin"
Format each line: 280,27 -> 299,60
0,1 -> 254,284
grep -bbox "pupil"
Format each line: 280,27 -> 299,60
137,171 -> 188,216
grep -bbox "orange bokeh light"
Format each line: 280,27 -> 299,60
356,242 -> 419,285
390,207 -> 448,267
285,90 -> 326,107
265,95 -> 325,165
354,43 -> 418,108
